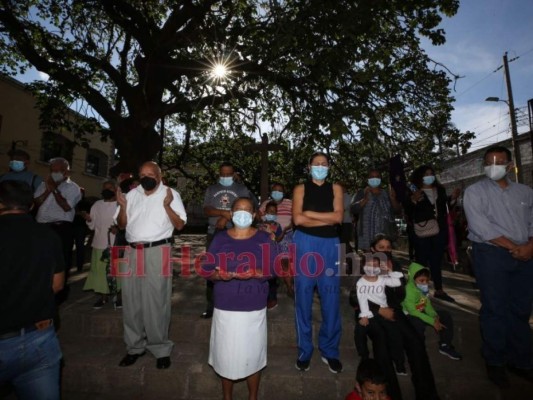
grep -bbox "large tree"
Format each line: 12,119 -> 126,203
0,0 -> 465,175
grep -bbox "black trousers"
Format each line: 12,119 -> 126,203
354,310 -> 440,400
355,314 -> 405,368
407,309 -> 454,347
72,222 -> 88,271
46,222 -> 74,280
45,221 -> 74,305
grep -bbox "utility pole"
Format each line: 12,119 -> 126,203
503,52 -> 522,183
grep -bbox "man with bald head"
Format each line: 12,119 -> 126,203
115,161 -> 187,369
34,157 -> 82,297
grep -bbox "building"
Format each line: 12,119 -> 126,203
0,75 -> 114,196
439,131 -> 533,192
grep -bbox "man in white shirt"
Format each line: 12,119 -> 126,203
115,161 -> 186,370
34,157 -> 82,299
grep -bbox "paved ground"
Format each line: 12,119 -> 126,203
2,234 -> 533,399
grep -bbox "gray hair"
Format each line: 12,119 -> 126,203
49,157 -> 70,170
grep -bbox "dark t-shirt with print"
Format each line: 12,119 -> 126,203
203,182 -> 251,234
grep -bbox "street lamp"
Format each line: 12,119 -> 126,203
485,96 -> 522,183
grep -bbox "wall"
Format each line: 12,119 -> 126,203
0,75 -> 114,197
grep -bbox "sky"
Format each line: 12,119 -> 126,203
421,0 -> 533,152
17,1 -> 533,154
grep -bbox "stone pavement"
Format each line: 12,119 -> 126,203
2,234 -> 532,400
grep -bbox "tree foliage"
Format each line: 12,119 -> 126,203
0,0 -> 468,181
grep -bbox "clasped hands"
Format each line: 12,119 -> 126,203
212,267 -> 264,281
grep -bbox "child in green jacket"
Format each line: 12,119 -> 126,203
402,262 -> 462,361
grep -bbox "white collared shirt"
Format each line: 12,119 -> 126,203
34,178 -> 82,223
116,183 -> 187,243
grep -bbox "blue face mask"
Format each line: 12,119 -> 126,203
416,283 -> 429,295
9,160 -> 25,172
264,213 -> 277,222
310,165 -> 328,180
368,178 -> 381,188
422,175 -> 435,186
219,176 -> 233,187
232,210 -> 253,229
271,191 -> 283,202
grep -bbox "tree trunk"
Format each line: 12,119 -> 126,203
109,119 -> 162,176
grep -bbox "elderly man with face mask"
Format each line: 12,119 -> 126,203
114,161 -> 187,370
34,157 -> 82,295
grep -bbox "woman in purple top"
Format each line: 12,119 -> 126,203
203,197 -> 278,400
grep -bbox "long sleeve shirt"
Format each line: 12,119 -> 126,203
356,272 -> 403,318
463,178 -> 533,245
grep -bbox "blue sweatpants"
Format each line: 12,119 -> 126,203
293,230 -> 342,361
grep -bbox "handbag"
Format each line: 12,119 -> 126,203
414,190 -> 439,238
414,218 -> 439,238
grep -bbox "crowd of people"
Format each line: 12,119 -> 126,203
0,145 -> 532,400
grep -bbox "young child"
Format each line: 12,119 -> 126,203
356,257 -> 404,326
257,201 -> 283,242
351,235 -> 407,376
345,358 -> 391,400
257,201 -> 283,309
402,262 -> 462,360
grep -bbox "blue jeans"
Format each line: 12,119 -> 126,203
472,242 -> 533,368
0,326 -> 62,400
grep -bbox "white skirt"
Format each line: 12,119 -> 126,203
208,308 -> 267,380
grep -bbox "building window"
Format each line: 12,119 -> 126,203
40,133 -> 74,165
85,148 -> 108,177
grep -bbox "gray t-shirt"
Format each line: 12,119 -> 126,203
203,182 -> 251,234
0,170 -> 43,193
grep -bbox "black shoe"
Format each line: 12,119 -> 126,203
114,298 -> 122,309
119,352 -> 146,367
433,291 -> 455,303
93,298 -> 107,310
201,310 -> 213,319
321,357 -> 343,373
156,356 -> 171,369
507,365 -> 533,383
486,365 -> 510,388
295,359 -> 310,372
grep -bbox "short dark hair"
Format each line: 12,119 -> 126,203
8,149 -> 30,161
308,151 -> 331,165
356,358 -> 387,387
414,267 -> 431,280
0,180 -> 33,212
484,146 -> 512,162
219,161 -> 234,170
265,201 -> 278,211
370,233 -> 392,249
231,196 -> 255,212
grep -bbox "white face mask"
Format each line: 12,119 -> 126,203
484,165 -> 507,181
363,266 -> 382,276
51,172 -> 65,183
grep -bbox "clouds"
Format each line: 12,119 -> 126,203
37,71 -> 49,81
427,40 -> 499,75
421,0 -> 533,154
452,103 -> 512,149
